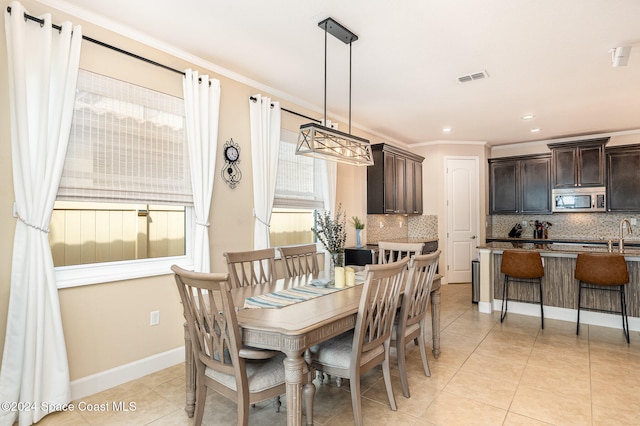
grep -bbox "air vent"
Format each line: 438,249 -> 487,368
457,70 -> 489,83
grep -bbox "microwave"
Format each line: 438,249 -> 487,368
552,187 -> 606,212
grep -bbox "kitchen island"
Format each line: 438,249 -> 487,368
477,240 -> 640,334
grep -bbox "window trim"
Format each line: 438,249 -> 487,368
54,207 -> 194,288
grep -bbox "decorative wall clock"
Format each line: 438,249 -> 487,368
221,139 -> 242,188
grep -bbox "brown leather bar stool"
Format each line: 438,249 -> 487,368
575,253 -> 630,343
500,250 -> 545,328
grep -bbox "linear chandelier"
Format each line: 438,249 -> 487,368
296,17 -> 374,166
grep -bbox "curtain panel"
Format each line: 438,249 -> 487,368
183,70 -> 220,272
249,95 -> 281,250
0,2 -> 82,425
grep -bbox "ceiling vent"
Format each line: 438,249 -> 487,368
457,70 -> 489,83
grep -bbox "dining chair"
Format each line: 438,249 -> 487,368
377,241 -> 424,264
392,250 -> 440,398
310,257 -> 409,426
223,248 -> 277,288
278,244 -> 320,279
171,265 -> 287,426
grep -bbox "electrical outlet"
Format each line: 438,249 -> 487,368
379,222 -> 384,228
631,218 -> 637,226
150,310 -> 160,326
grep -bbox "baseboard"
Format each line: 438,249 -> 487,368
70,346 -> 185,400
491,299 -> 640,332
477,301 -> 492,314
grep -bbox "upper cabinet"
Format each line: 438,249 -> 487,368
367,143 -> 424,215
548,138 -> 609,188
606,144 -> 640,212
489,154 -> 551,214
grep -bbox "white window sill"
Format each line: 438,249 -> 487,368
55,256 -> 194,289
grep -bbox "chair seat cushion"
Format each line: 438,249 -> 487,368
310,331 -> 384,370
206,352 -> 286,393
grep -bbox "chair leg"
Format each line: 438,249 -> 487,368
381,350 -> 397,411
538,278 -> 544,329
576,282 -> 583,336
274,396 -> 281,413
621,285 -> 630,344
417,330 -> 431,377
500,276 -> 509,323
193,379 -> 207,426
397,337 -> 410,398
350,375 -> 363,426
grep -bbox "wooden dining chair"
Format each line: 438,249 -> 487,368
223,248 -> 277,288
377,241 -> 424,264
171,265 -> 287,426
392,250 -> 440,398
310,257 -> 409,426
278,244 -> 320,279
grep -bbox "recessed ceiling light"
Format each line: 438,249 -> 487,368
530,128 -> 541,133
443,127 -> 452,133
521,114 -> 535,120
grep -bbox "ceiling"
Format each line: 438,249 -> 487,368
39,0 -> 640,146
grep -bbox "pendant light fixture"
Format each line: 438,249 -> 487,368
296,17 -> 374,166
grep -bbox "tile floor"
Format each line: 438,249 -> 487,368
36,283 -> 640,425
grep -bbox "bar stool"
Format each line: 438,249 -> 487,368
575,253 -> 630,343
500,250 -> 545,328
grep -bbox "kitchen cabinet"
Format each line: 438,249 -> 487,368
367,143 -> 424,214
606,144 -> 640,212
489,154 -> 551,214
548,138 -> 608,188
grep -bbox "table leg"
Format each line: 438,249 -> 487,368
184,321 -> 196,417
431,289 -> 441,359
283,350 -> 313,426
303,350 -> 315,426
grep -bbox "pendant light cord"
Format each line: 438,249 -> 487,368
324,23 -> 328,126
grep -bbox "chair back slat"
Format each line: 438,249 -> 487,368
278,244 -> 320,278
224,248 -> 277,288
355,257 -> 409,357
401,250 -> 440,331
377,241 -> 424,264
172,265 -> 242,378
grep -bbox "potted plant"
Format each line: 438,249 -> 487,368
351,216 -> 365,247
312,204 -> 347,276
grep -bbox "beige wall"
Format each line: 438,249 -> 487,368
0,0 -> 377,380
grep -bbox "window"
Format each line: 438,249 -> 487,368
50,70 -> 193,287
270,129 -> 327,247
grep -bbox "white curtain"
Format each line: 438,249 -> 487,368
0,2 -> 81,425
249,95 -> 281,250
183,70 -> 220,272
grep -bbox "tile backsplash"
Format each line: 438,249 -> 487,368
490,213 -> 640,241
367,215 -> 438,243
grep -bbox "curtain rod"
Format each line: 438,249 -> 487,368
249,96 -> 321,123
7,5 -> 184,76
8,6 -> 317,120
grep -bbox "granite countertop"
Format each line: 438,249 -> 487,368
481,239 -> 640,257
366,237 -> 438,246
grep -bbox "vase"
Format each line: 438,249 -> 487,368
356,229 -> 362,248
329,251 -> 344,282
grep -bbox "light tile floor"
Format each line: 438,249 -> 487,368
36,283 -> 640,425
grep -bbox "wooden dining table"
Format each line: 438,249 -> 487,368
182,273 -> 442,426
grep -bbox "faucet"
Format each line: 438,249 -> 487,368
619,218 -> 633,253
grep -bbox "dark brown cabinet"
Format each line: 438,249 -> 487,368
606,144 -> 640,212
367,144 -> 424,214
489,154 -> 551,214
548,138 -> 608,188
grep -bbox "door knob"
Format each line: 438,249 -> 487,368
470,235 -> 477,239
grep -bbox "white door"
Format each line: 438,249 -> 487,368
446,157 -> 479,283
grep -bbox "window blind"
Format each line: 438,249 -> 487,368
273,129 -> 325,209
57,69 -> 192,205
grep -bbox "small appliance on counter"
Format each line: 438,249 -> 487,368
508,223 -> 523,238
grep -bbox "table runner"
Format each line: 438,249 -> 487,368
243,285 -> 344,309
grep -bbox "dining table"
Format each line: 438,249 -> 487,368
182,272 -> 442,426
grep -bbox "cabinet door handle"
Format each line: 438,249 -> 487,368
470,235 -> 477,239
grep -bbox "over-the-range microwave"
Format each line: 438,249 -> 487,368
552,187 -> 606,212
